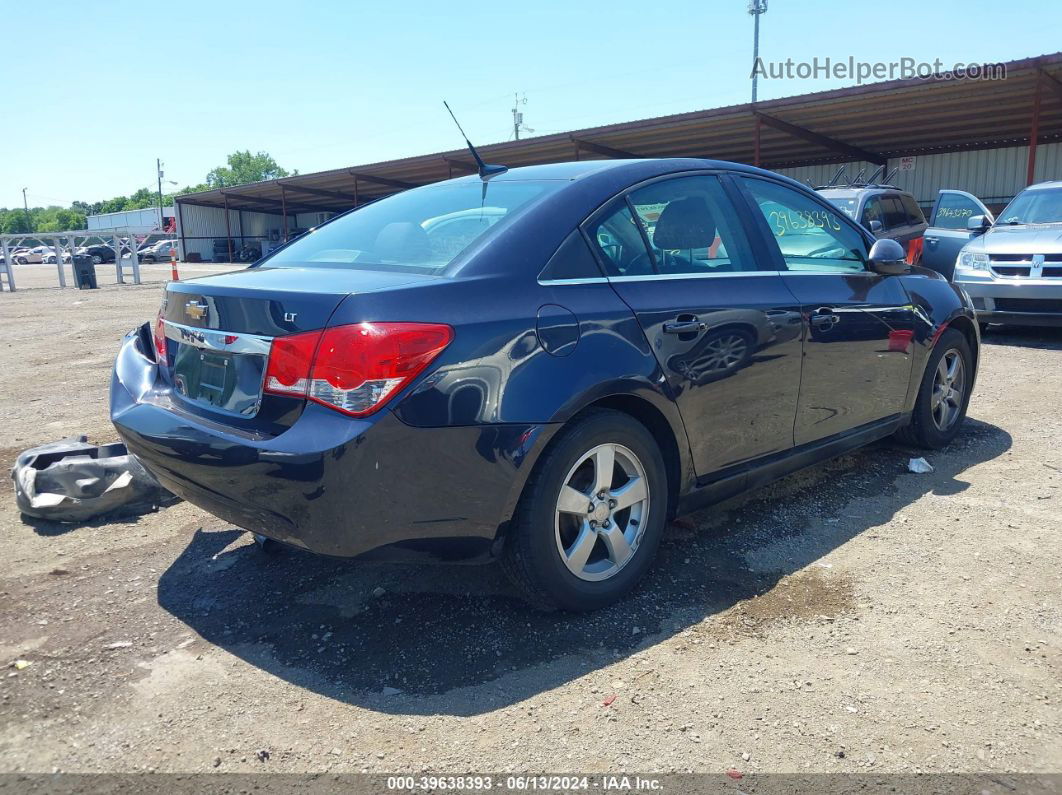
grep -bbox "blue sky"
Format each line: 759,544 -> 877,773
1,0 -> 1059,209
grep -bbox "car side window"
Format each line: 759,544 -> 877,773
861,196 -> 883,229
932,192 -> 985,229
742,178 -> 868,273
587,202 -> 653,277
539,230 -> 604,281
625,175 -> 756,275
881,196 -> 908,230
901,195 -> 926,225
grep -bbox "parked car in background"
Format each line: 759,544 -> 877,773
75,244 -> 124,265
918,190 -> 995,280
12,246 -> 51,265
112,158 -> 979,611
818,184 -> 928,263
138,240 -> 177,263
953,180 -> 1062,329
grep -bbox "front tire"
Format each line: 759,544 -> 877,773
895,328 -> 973,449
501,409 -> 668,612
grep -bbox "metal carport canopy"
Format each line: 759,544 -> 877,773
177,51 -> 1062,215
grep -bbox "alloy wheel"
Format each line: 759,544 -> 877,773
931,349 -> 965,431
554,443 -> 650,582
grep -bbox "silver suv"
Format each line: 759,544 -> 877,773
818,185 -> 928,261
953,181 -> 1062,329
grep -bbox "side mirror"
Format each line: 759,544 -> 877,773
967,214 -> 991,233
868,238 -> 909,275
868,219 -> 883,234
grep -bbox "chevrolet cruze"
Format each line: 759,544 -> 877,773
111,159 -> 979,611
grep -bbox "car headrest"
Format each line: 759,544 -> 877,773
374,222 -> 431,262
652,197 -> 716,250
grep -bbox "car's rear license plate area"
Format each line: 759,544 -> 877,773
172,344 -> 266,416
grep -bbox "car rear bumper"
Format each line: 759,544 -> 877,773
955,276 -> 1062,326
110,329 -> 552,558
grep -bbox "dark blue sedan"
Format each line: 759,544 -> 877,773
111,159 -> 979,611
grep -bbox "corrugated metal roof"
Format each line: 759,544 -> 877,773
177,52 -> 1062,214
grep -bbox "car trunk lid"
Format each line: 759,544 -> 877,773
157,266 -> 440,429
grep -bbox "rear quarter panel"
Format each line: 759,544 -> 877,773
898,266 -> 980,410
327,272 -> 696,518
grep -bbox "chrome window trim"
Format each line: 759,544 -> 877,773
609,270 -> 780,282
780,269 -> 876,276
537,269 -> 886,285
537,276 -> 610,286
163,320 -> 273,355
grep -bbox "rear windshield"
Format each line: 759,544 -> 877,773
264,180 -> 562,273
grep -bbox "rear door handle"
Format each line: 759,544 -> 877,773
663,320 -> 706,334
810,307 -> 839,330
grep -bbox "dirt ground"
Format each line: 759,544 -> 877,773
0,276 -> 1058,775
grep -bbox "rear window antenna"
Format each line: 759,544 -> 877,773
443,101 -> 508,180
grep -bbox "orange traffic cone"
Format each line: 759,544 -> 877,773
170,247 -> 180,281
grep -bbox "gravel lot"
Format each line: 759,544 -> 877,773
0,277 -> 1059,775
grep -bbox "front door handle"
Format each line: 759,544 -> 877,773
663,319 -> 706,334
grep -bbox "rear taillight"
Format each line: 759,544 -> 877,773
264,331 -> 319,397
263,322 -> 453,417
153,311 -> 168,365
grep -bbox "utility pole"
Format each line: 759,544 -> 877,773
22,188 -> 30,228
748,0 -> 768,103
512,92 -> 527,140
157,159 -> 165,230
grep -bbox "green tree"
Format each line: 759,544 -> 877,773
1,210 -> 32,234
97,196 -> 129,214
206,150 -> 290,189
36,208 -> 85,232
124,188 -> 158,210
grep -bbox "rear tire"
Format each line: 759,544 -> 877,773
894,328 -> 973,449
501,409 -> 668,612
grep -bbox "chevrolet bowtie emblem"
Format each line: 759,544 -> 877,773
185,300 -> 208,321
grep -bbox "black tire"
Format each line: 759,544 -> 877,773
15,257 -> 27,265
894,328 -> 973,449
90,255 -> 102,265
501,408 -> 668,612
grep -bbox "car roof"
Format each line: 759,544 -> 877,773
818,186 -> 910,198
1024,180 -> 1062,191
446,157 -> 793,185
